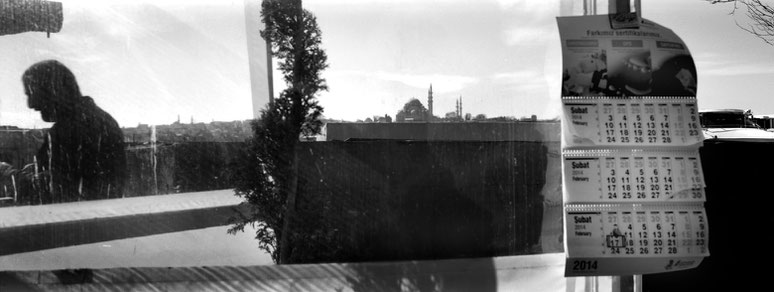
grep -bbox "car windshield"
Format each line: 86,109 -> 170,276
701,112 -> 760,128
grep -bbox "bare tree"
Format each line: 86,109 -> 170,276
707,0 -> 774,45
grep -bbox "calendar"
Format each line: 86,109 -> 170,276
558,15 -> 709,277
557,16 -> 697,99
565,204 -> 707,276
563,150 -> 705,203
563,97 -> 703,148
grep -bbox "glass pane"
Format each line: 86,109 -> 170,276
0,2 -> 772,287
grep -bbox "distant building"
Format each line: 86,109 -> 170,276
428,84 -> 434,120
122,120 -> 253,144
519,115 -> 538,122
396,98 -> 429,122
397,84 -> 466,122
456,95 -> 462,118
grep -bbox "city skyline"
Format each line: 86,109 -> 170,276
306,0 -> 774,123
1,0 -> 773,129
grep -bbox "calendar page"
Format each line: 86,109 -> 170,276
558,15 -> 708,277
563,150 -> 705,203
558,16 -> 696,98
563,97 -> 703,148
565,204 -> 707,276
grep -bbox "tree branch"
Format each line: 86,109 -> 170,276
706,0 -> 774,45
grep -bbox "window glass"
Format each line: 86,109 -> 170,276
0,0 -> 772,274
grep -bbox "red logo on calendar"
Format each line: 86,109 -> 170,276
605,224 -> 628,248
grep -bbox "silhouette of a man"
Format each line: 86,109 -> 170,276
16,60 -> 126,202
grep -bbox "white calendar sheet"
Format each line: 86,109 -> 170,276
563,150 -> 705,203
558,15 -> 708,277
563,98 -> 703,148
564,204 -> 707,276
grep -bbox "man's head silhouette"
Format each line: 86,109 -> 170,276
16,59 -> 127,202
22,60 -> 82,122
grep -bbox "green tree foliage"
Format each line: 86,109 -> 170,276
229,0 -> 328,264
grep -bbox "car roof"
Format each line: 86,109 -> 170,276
700,109 -> 745,114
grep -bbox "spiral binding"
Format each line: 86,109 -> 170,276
562,148 -> 701,157
565,202 -> 706,212
562,95 -> 698,102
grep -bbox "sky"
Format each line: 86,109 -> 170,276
1,0 -> 773,128
305,0 -> 774,121
0,0 -> 252,128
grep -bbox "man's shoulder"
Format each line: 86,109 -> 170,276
81,96 -> 121,128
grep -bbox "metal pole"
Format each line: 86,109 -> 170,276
609,0 -> 631,14
608,0 -> 641,16
244,0 -> 273,117
266,37 -> 274,105
583,0 -> 597,16
635,0 -> 641,19
634,274 -> 642,292
608,3 -> 641,289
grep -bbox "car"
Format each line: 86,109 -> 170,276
699,109 -> 774,142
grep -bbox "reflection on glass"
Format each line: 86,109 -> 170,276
0,1 -> 772,290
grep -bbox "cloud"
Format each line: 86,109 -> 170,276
492,70 -> 542,81
329,70 -> 478,94
503,27 -> 555,45
320,69 -> 481,120
376,72 -> 478,93
494,0 -> 556,12
497,1 -> 559,46
704,64 -> 774,76
308,0 -> 477,5
492,70 -> 549,91
697,60 -> 774,76
693,52 -> 774,76
61,0 -> 240,6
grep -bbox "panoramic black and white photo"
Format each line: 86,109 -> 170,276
1,0 -> 773,291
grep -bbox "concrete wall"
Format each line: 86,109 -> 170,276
124,142 -> 246,197
324,122 -> 561,142
290,141 -> 563,264
2,141 -> 246,205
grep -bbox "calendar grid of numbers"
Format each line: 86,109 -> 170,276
563,149 -> 705,203
564,204 -> 708,275
563,97 -> 703,148
561,97 -> 709,277
566,204 -> 709,259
